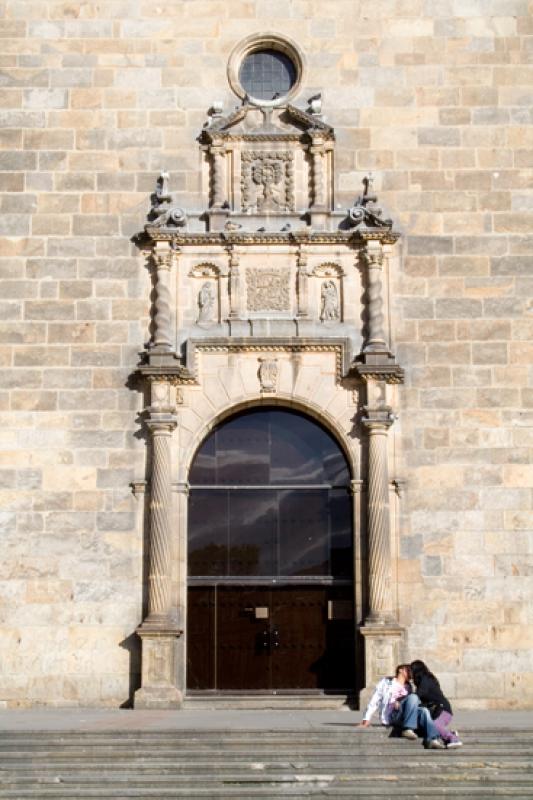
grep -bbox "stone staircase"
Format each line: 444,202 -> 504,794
0,727 -> 532,798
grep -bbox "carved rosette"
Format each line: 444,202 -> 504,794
241,151 -> 294,213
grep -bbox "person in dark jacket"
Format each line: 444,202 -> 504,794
410,660 -> 462,748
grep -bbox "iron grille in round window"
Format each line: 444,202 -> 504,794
239,49 -> 297,101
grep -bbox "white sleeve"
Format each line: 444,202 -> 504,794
363,679 -> 385,722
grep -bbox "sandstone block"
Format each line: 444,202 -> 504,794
436,298 -> 482,319
472,343 -> 508,365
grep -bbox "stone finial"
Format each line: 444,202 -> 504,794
148,172 -> 187,229
348,173 -> 393,230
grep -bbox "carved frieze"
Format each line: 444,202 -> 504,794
241,151 -> 294,213
246,267 -> 290,312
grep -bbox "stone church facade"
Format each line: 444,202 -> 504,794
0,1 -> 531,709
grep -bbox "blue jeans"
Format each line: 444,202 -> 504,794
390,694 -> 440,742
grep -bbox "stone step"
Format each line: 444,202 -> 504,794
0,728 -> 531,800
183,694 -> 350,710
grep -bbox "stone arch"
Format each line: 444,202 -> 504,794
183,393 -> 359,485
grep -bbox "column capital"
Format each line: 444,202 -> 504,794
146,414 -> 177,435
362,238 -> 384,268
349,479 -> 364,494
361,406 -> 394,431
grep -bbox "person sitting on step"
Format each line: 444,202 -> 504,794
357,664 -> 446,749
410,659 -> 462,748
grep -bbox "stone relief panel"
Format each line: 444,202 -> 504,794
246,267 -> 291,312
241,151 -> 295,213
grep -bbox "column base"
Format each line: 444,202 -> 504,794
134,620 -> 183,710
358,621 -> 404,709
134,685 -> 183,710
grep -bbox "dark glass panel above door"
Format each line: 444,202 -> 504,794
189,407 -> 351,487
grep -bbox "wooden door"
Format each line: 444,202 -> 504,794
187,585 -> 354,692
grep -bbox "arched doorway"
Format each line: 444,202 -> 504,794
186,406 -> 356,693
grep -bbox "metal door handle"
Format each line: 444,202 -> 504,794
261,629 -> 270,648
271,628 -> 280,648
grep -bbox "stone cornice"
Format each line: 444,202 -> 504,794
352,363 -> 405,385
143,228 -> 400,247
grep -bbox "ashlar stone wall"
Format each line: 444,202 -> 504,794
0,0 -> 531,707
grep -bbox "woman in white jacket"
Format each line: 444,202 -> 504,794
358,664 -> 445,749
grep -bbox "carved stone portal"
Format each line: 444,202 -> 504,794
246,267 -> 290,312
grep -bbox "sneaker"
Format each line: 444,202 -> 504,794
447,740 -> 463,748
427,738 -> 446,749
401,728 -> 417,740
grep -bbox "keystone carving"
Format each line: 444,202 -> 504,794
258,358 -> 278,392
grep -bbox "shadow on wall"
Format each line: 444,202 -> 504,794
119,633 -> 142,708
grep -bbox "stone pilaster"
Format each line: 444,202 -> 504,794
135,379 -> 182,709
152,242 -> 176,353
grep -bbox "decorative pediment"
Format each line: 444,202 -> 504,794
201,101 -> 334,142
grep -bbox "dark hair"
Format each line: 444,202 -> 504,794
410,659 -> 439,688
395,663 -> 411,678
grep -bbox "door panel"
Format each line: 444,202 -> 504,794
216,586 -> 272,690
186,585 -> 355,692
187,587 -> 215,690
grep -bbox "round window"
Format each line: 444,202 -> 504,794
239,49 -> 296,102
227,34 -> 305,106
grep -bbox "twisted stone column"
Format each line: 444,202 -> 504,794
146,417 -> 176,620
152,246 -> 175,352
228,247 -> 241,318
296,247 -> 309,318
362,410 -> 393,623
135,400 -> 182,709
363,239 -> 387,353
310,139 -> 326,209
211,146 -> 226,208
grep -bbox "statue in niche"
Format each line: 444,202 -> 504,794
320,280 -> 339,321
198,282 -> 215,323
